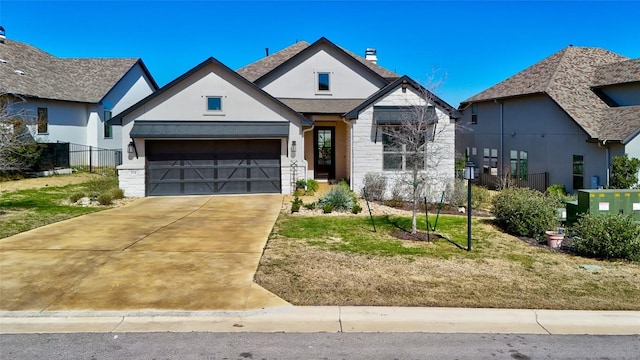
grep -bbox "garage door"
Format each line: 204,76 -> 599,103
146,140 -> 281,196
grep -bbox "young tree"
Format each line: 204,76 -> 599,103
383,80 -> 453,234
610,154 -> 640,189
0,95 -> 41,173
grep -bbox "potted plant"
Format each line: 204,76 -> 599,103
545,227 -> 564,249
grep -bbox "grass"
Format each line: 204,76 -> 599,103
0,180 -> 111,238
255,213 -> 640,310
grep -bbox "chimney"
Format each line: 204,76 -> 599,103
365,48 -> 377,64
0,26 -> 6,44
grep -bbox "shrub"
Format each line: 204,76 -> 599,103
69,192 -> 86,203
318,185 -> 355,211
609,154 -> 640,189
291,195 -> 303,213
107,188 -> 125,200
352,203 -> 362,214
338,179 -> 350,191
471,185 -> 491,210
303,202 -> 316,210
85,176 -> 119,197
323,204 -> 334,214
361,173 -> 387,201
295,179 -> 307,190
492,187 -> 558,239
444,178 -> 467,206
97,193 -> 113,206
306,179 -> 319,192
304,189 -> 315,196
572,214 -> 640,261
546,184 -> 567,197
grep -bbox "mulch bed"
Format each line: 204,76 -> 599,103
389,230 -> 444,242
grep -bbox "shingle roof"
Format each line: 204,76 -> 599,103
592,59 -> 640,87
599,106 -> 640,143
461,46 -> 639,141
0,39 -> 146,103
236,38 -> 399,82
278,98 -> 365,114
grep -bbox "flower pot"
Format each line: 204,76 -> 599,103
545,231 -> 564,249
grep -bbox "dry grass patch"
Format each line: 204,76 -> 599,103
255,214 -> 640,310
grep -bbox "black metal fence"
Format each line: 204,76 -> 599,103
478,172 -> 549,193
67,142 -> 122,174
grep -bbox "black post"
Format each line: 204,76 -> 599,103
467,179 -> 472,251
89,145 -> 93,173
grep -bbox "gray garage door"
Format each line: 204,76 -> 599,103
146,140 -> 281,196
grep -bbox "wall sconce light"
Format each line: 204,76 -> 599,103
127,140 -> 139,159
401,80 -> 408,93
291,140 -> 297,158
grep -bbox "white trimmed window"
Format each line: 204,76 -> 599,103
317,72 -> 330,92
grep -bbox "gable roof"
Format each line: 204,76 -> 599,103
460,46 -> 639,140
110,56 -> 312,126
344,75 -> 459,120
236,37 -> 399,83
0,39 -> 157,103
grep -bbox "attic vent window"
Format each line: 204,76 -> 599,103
14,70 -> 25,76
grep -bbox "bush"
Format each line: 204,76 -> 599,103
97,193 -> 113,205
352,203 -> 362,214
295,179 -> 307,190
546,184 -> 567,197
572,214 -> 640,261
69,192 -> 86,203
323,204 -> 334,214
85,176 -> 119,197
492,187 -> 559,239
318,185 -> 355,211
107,187 -> 125,200
303,202 -> 316,210
306,179 -> 319,192
361,173 -> 387,201
304,189 -> 315,196
471,185 -> 491,210
445,178 -> 467,207
291,195 -> 303,213
609,154 -> 640,189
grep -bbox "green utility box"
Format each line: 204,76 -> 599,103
566,189 -> 640,225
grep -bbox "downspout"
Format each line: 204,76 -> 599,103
342,117 -> 353,190
603,139 -> 610,187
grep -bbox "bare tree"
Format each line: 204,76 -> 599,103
0,95 -> 41,172
383,80 -> 453,234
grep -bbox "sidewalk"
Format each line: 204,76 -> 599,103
1,306 -> 638,335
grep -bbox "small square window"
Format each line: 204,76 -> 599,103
207,97 -> 222,111
318,73 -> 330,91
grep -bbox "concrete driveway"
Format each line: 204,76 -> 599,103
0,195 -> 290,312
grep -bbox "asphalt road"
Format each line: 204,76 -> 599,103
1,333 -> 639,359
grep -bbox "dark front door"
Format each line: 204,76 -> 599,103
314,127 -> 335,180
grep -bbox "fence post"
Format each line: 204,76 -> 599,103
89,146 -> 92,173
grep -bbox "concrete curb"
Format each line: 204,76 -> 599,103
1,306 -> 638,335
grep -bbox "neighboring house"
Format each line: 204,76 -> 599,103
112,37 -> 458,197
457,46 -> 640,192
0,31 -> 158,156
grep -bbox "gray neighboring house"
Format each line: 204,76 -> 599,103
0,31 -> 158,156
457,46 -> 640,192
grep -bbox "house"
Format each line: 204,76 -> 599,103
457,46 -> 640,192
111,37 -> 458,197
0,29 -> 158,157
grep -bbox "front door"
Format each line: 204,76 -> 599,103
314,127 -> 335,180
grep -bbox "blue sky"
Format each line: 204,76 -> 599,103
1,0 -> 639,106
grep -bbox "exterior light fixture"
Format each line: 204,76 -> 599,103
401,80 -> 408,93
127,140 -> 138,159
291,140 -> 297,158
464,161 -> 476,251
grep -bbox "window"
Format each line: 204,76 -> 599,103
382,131 -> 426,171
471,104 -> 478,124
318,72 -> 330,91
206,96 -> 222,111
510,150 -> 528,180
37,107 -> 48,134
573,155 -> 584,190
483,148 -> 498,174
103,110 -> 112,138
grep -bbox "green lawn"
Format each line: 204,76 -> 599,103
255,213 -> 640,310
0,183 -> 105,239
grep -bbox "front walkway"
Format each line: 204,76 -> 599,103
0,195 -> 289,312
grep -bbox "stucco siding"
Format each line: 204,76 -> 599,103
259,45 -> 385,99
14,100 -> 89,145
